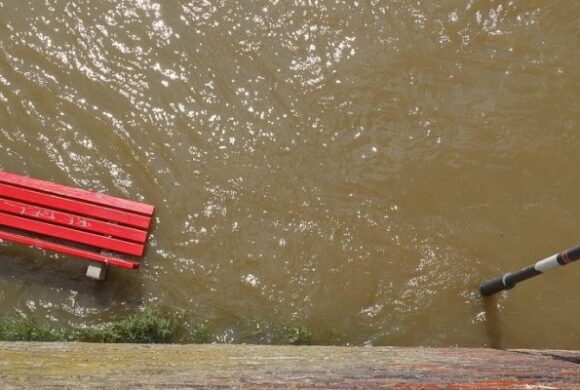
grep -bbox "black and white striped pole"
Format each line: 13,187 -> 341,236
480,244 -> 580,296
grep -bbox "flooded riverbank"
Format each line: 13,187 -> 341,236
0,0 -> 579,348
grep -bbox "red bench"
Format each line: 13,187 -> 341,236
0,171 -> 154,279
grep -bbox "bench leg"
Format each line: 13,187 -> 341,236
86,262 -> 109,281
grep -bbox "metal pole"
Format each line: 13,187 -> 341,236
480,244 -> 580,296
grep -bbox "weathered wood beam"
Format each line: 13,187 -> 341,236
0,343 -> 578,389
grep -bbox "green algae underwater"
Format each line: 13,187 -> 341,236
0,305 -> 313,345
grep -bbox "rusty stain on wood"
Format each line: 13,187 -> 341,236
0,343 -> 579,389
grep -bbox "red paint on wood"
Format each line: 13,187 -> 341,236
446,381 -> 536,389
0,171 -> 154,215
0,171 -> 154,270
0,183 -> 151,229
0,198 -> 147,243
0,211 -> 145,256
0,230 -> 139,269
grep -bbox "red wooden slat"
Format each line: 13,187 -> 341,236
0,198 -> 147,243
0,211 -> 145,256
0,183 -> 151,229
0,171 -> 154,216
0,230 -> 139,269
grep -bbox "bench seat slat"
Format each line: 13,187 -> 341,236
0,171 -> 154,216
0,211 -> 145,256
0,230 -> 139,269
0,183 -> 151,229
0,198 -> 147,243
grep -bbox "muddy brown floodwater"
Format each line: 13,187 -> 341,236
0,0 -> 579,348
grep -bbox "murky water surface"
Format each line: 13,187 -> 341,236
0,0 -> 579,348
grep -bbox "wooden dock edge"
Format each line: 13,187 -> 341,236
0,342 -> 579,389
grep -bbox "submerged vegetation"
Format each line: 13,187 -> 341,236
0,306 -> 313,344
0,317 -> 66,342
0,306 -> 210,344
284,326 -> 313,345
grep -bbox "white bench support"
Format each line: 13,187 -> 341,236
86,262 -> 109,281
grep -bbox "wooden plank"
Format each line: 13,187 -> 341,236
0,230 -> 139,269
0,183 -> 151,229
0,198 -> 147,243
0,212 -> 145,256
1,345 -> 579,389
0,171 -> 154,215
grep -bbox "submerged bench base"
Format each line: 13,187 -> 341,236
86,262 -> 108,281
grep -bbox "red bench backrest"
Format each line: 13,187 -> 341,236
0,171 -> 154,269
